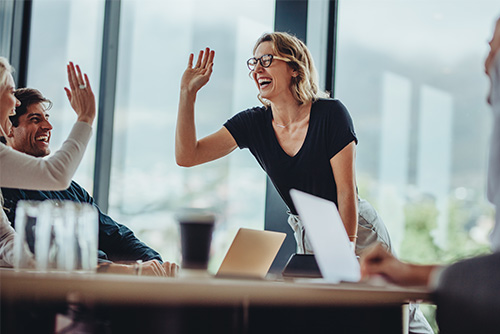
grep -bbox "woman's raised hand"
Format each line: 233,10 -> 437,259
180,48 -> 215,95
64,62 -> 96,125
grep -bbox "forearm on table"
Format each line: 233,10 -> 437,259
404,263 -> 439,286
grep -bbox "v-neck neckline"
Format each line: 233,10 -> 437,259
269,103 -> 314,159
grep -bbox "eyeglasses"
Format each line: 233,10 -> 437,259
247,54 -> 289,71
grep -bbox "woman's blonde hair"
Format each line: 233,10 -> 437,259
252,32 -> 328,106
0,57 -> 14,144
0,57 -> 14,93
0,57 -> 12,207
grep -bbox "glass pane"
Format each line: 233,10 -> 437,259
110,0 -> 275,270
307,0 -> 330,92
0,0 -> 14,57
336,1 -> 497,264
26,0 -> 105,191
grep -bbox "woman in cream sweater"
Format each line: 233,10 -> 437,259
0,57 -> 95,266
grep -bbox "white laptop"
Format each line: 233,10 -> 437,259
216,228 -> 286,279
289,189 -> 361,283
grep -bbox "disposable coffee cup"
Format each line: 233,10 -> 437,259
176,209 -> 216,271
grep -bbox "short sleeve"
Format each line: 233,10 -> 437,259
325,100 -> 358,159
223,107 -> 267,150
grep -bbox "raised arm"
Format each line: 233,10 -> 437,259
330,141 -> 358,244
175,48 -> 237,167
0,62 -> 95,190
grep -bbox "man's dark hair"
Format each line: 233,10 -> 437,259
11,88 -> 52,127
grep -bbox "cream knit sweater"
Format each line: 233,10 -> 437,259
0,122 -> 92,266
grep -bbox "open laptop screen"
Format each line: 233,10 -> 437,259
216,228 -> 286,279
290,189 -> 360,283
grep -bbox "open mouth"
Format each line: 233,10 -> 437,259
258,78 -> 272,89
35,135 -> 49,143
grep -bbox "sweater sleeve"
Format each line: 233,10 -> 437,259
0,203 -> 16,267
0,122 -> 92,190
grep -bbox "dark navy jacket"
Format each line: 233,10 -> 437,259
2,181 -> 163,263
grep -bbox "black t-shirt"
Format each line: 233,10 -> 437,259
224,98 -> 357,214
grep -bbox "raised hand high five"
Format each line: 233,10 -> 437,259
64,62 -> 96,125
180,48 -> 215,95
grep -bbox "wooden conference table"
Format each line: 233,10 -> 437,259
0,269 -> 432,333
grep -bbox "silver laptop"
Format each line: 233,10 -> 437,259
216,228 -> 286,279
289,189 -> 361,283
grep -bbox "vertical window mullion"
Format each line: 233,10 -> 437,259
9,0 -> 32,88
93,0 -> 121,213
325,0 -> 338,96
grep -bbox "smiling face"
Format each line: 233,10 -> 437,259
251,41 -> 297,104
7,102 -> 53,157
0,74 -> 20,137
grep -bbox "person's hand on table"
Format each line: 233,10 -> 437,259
360,243 -> 405,283
162,261 -> 179,278
360,243 -> 436,286
98,260 -> 179,278
139,260 -> 179,277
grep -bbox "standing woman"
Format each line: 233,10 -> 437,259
0,57 -> 95,266
176,32 -> 392,255
177,32 -> 432,333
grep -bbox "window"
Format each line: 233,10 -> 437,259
336,1 -> 497,264
0,0 -> 14,57
26,0 -> 105,191
306,0 -> 330,91
109,0 -> 275,270
336,4 -> 498,328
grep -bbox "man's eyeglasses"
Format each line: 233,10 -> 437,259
247,54 -> 289,71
